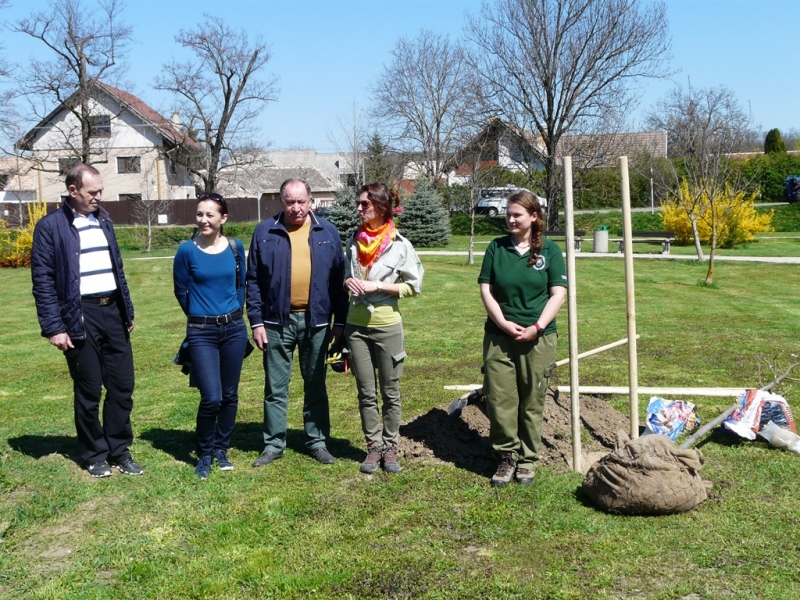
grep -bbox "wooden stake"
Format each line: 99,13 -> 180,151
620,156 -> 639,438
563,156 -> 582,473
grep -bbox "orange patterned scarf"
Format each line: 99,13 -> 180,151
355,220 -> 396,267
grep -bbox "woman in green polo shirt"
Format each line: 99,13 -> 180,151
478,190 -> 567,487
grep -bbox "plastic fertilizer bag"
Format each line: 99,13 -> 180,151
723,389 -> 796,441
642,397 -> 699,441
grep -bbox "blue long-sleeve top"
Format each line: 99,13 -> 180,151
173,238 -> 246,317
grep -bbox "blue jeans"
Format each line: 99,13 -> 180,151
262,312 -> 330,453
186,317 -> 249,458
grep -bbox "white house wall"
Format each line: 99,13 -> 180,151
25,93 -> 194,202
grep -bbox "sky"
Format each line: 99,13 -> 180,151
2,0 -> 799,152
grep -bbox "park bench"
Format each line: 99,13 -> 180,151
545,229 -> 586,252
612,230 -> 675,254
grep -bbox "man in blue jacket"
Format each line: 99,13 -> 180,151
247,178 -> 348,467
31,163 -> 142,478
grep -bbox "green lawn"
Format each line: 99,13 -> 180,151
2,254 -> 800,599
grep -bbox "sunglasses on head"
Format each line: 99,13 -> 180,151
355,200 -> 372,209
197,192 -> 223,202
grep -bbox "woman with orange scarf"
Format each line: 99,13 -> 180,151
344,182 -> 424,474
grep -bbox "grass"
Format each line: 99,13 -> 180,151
2,251 -> 800,598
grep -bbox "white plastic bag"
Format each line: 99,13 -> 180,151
759,421 -> 800,455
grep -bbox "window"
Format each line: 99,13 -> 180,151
0,174 -> 7,190
117,156 -> 141,174
89,116 -> 111,138
119,193 -> 142,202
58,158 -> 80,176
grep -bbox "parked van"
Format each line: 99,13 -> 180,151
474,187 -> 547,216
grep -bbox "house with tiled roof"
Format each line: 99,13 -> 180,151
11,80 -> 200,206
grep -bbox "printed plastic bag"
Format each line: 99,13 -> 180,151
723,389 -> 796,441
642,397 -> 699,441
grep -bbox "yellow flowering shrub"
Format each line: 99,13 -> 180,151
661,179 -> 773,248
0,200 -> 48,268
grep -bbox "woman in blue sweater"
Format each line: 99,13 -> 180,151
173,193 -> 248,479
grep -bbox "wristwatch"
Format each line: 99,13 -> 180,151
376,282 -> 384,291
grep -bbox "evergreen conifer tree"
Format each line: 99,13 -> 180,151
765,128 -> 786,154
325,187 -> 360,244
396,178 -> 451,247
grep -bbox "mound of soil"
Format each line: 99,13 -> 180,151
399,389 -> 630,474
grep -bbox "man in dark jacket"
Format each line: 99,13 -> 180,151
247,178 -> 348,467
31,163 -> 142,478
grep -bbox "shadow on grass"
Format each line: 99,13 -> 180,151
8,434 -> 80,465
140,422 -> 361,465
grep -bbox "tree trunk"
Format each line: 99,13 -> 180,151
690,217 -> 704,261
146,221 -> 153,253
468,213 -> 475,266
705,230 -> 717,284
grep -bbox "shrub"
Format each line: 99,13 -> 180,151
396,179 -> 450,247
0,200 -> 48,268
661,180 -> 773,248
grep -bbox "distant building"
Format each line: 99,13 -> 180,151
216,149 -> 360,213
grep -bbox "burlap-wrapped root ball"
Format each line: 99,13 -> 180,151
582,431 -> 707,515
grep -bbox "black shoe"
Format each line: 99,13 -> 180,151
87,460 -> 112,478
113,457 -> 144,476
195,455 -> 212,480
214,450 -> 234,471
309,446 -> 335,464
252,449 -> 283,468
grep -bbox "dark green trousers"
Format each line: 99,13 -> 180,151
482,331 -> 557,470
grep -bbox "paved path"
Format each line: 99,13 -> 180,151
416,250 -> 800,264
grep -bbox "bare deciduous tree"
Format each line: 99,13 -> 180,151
326,100 -> 368,188
646,84 -> 756,283
467,0 -> 671,227
12,0 -> 132,164
130,151 -> 175,252
155,15 -> 279,193
372,29 -> 484,185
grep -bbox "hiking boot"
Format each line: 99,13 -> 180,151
252,449 -> 283,468
195,455 -> 212,480
360,443 -> 383,474
515,466 -> 535,485
382,443 -> 402,473
87,460 -> 112,478
309,446 -> 336,464
214,450 -> 234,471
490,456 -> 516,487
113,457 -> 144,476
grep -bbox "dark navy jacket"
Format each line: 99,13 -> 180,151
31,202 -> 135,340
246,211 -> 347,329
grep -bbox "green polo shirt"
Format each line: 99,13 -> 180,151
478,235 -> 568,336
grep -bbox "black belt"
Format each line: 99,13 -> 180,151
81,292 -> 117,306
187,309 -> 242,325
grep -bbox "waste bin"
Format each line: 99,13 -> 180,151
593,226 -> 609,253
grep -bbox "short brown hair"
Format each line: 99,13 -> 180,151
65,162 -> 100,191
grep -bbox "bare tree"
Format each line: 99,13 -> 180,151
466,0 -> 671,227
646,84 -> 756,283
155,15 -> 279,194
326,100 -> 368,188
130,151 -> 175,252
12,0 -> 132,164
372,29 -> 484,186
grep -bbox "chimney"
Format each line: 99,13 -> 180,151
171,112 -> 180,127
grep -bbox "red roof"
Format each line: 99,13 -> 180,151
96,82 -> 203,151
